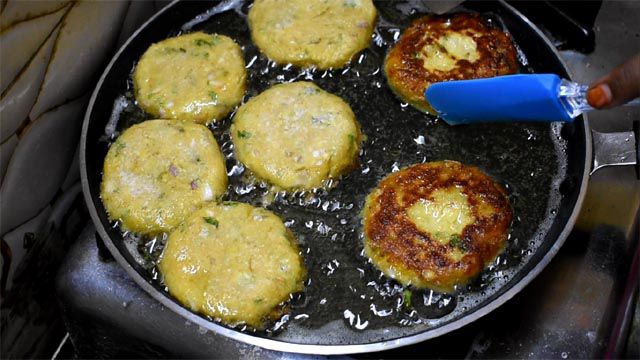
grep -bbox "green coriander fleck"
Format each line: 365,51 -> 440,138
344,0 -> 357,8
194,39 -> 212,46
402,289 -> 412,308
449,234 -> 466,251
237,130 -> 251,139
113,140 -> 126,155
208,91 -> 218,103
203,216 -> 219,228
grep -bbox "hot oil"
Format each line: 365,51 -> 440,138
105,0 -> 569,345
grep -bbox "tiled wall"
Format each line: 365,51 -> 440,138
0,1 -> 169,357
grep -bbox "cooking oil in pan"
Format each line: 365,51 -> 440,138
104,0 -> 570,345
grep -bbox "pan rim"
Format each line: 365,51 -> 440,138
79,0 -> 592,354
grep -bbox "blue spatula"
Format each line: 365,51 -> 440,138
424,74 -> 640,125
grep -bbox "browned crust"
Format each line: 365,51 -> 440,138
363,161 -> 512,291
384,12 -> 519,112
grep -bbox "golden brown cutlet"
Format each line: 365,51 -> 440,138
363,161 -> 512,292
384,12 -> 519,113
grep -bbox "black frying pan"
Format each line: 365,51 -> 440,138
80,0 -> 590,354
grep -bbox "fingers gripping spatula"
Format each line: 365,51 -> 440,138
424,74 -> 640,125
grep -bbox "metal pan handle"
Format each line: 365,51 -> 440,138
591,120 -> 640,178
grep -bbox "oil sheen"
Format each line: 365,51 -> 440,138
106,0 -> 570,346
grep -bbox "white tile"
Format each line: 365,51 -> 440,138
0,97 -> 85,234
0,0 -> 70,31
29,1 -> 129,119
0,135 -> 19,183
0,6 -> 67,93
0,24 -> 60,143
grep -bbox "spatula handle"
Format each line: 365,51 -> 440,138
559,79 -> 640,117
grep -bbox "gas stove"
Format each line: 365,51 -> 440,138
16,1 -> 640,358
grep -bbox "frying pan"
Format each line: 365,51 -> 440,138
80,0 -> 593,354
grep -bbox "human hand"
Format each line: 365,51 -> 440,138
587,53 -> 640,109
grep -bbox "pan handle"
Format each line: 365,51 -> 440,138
591,120 -> 640,179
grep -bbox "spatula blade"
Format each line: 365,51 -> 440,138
424,74 -> 575,125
